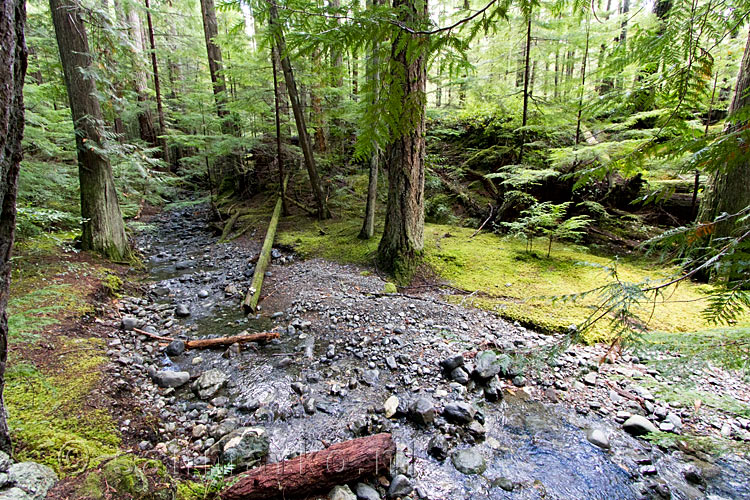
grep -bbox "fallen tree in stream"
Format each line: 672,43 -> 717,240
220,433 -> 395,500
242,174 -> 288,313
133,328 -> 279,348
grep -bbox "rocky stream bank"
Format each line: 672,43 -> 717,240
98,203 -> 749,500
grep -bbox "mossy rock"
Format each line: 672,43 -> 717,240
384,282 -> 398,294
78,455 -> 175,500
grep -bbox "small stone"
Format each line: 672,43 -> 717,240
7,462 -> 57,500
474,350 -> 501,379
121,316 -> 138,330
428,435 -> 449,461
165,340 -> 185,357
198,290 -> 209,298
175,304 -> 190,317
329,484 -> 356,500
440,354 -> 464,371
384,395 -> 399,418
451,448 -> 486,475
387,474 -> 413,498
192,424 -> 207,439
450,367 -> 470,384
443,402 -> 475,425
192,369 -> 228,400
410,397 -> 435,426
385,356 -> 398,370
586,429 -> 610,449
355,482 -> 381,500
659,422 -> 675,432
583,372 -> 598,386
623,415 -> 658,436
152,370 -> 190,388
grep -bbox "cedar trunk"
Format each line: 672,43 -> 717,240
49,0 -> 130,261
0,0 -> 27,453
377,0 -> 427,281
126,6 -> 158,147
698,25 -> 750,239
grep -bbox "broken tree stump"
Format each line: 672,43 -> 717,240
221,433 -> 395,500
242,174 -> 288,313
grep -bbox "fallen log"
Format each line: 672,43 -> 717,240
132,328 -> 279,349
221,433 -> 395,500
220,210 -> 241,242
243,174 -> 288,313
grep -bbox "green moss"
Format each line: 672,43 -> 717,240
78,455 -> 176,500
7,283 -> 93,342
99,271 -> 123,297
5,338 -> 120,476
384,282 -> 398,294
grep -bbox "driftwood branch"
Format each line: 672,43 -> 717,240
132,328 -> 279,348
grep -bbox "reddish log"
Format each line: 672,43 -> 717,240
221,433 -> 395,500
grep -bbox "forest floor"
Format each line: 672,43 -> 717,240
6,198 -> 750,499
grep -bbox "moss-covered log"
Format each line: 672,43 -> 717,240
242,175 -> 288,313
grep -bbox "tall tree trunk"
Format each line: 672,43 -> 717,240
377,0 -> 427,281
575,15 -> 590,146
0,0 -> 27,453
143,0 -> 169,164
269,0 -> 330,219
271,44 -> 290,136
49,0 -> 130,260
698,25 -> 750,239
310,48 -> 327,152
518,13 -> 532,164
359,0 -> 380,239
352,47 -> 359,98
271,44 -> 288,215
554,47 -> 559,98
200,0 -> 232,132
125,6 -> 157,147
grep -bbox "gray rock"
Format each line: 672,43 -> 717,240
443,402 -> 475,424
428,435 -> 449,461
583,372 -> 598,386
7,462 -> 57,500
385,356 -> 398,370
474,351 -> 501,379
0,452 -> 11,472
198,290 -> 210,298
175,304 -> 191,317
209,427 -> 269,470
484,376 -> 502,402
451,448 -> 486,475
152,370 -> 190,388
387,475 -> 413,498
440,354 -> 464,371
0,472 -> 7,488
0,487 -> 32,500
450,367 -> 470,385
666,412 -> 683,429
193,369 -> 228,400
121,316 -> 138,330
623,415 -> 658,436
586,429 -> 610,449
329,485 -> 356,500
166,340 -> 185,357
355,482 -> 381,500
384,395 -> 399,418
410,397 -> 435,426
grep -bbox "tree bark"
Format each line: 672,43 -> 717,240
268,0 -> 330,219
143,0 -> 169,164
359,0 -> 380,240
271,43 -> 288,215
221,433 -> 395,500
200,0 -> 231,130
518,13 -> 532,164
49,0 -> 130,261
125,6 -> 157,147
0,0 -> 27,453
698,25 -> 750,239
376,0 -> 427,282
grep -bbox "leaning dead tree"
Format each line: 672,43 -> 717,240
221,433 -> 395,500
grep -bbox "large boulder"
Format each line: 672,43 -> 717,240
209,427 -> 269,470
443,402 -> 475,425
192,369 -> 228,400
6,462 -> 57,500
473,351 -> 501,379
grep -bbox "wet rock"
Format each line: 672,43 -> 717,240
6,462 -> 57,500
193,369 -> 227,400
451,448 -> 486,475
623,415 -> 658,436
443,402 -> 475,424
468,421 -> 486,439
121,316 -> 138,330
210,427 -> 269,470
440,354 -> 464,372
355,482 -> 381,500
387,475 -> 413,498
384,396 -> 399,419
153,286 -> 170,297
175,304 -> 191,317
152,370 -> 190,388
586,429 -> 610,449
428,435 -> 449,461
329,485 -> 356,500
271,248 -> 282,259
166,340 -> 185,357
484,377 -> 502,402
224,284 -> 239,296
491,477 -> 514,491
474,350 -> 501,379
410,397 -> 435,426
